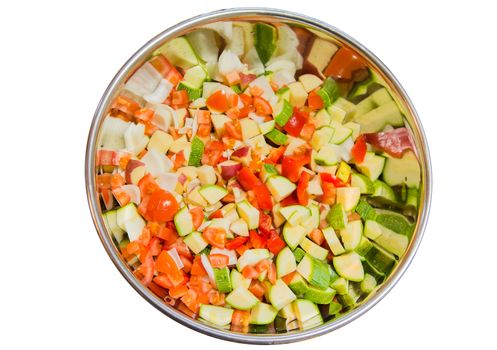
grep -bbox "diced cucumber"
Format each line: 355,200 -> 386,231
354,100 -> 404,133
174,206 -> 194,237
329,122 -> 353,144
249,324 -> 269,333
278,303 -> 297,321
336,187 -> 361,211
293,299 -> 320,325
375,209 -> 413,236
236,249 -> 270,272
314,144 -> 339,166
317,78 -> 340,107
297,254 -> 331,290
199,305 -> 234,326
269,279 -> 297,310
292,247 -> 306,263
328,301 -> 343,315
183,231 -> 208,254
198,185 -> 228,205
355,88 -> 393,117
254,23 -> 277,64
330,277 -> 348,295
336,161 -> 352,183
182,65 -> 208,88
116,203 -> 146,242
365,243 -> 396,275
288,273 -> 309,295
301,314 -> 324,330
344,121 -> 361,140
327,264 -> 340,284
407,187 -> 419,209
279,205 -> 310,226
273,99 -> 293,127
333,252 -> 365,282
326,203 -> 348,230
230,269 -> 252,290
250,302 -> 278,325
304,286 -> 336,304
276,86 -> 291,101
337,282 -> 362,308
266,176 -> 297,201
103,210 -> 124,243
351,173 -> 375,194
357,152 -> 385,181
226,287 -> 259,310
282,223 -> 307,250
360,273 -> 377,294
177,82 -> 202,101
299,237 -> 329,261
188,136 -> 204,167
261,163 -> 279,182
213,267 -> 232,293
310,126 -> 334,151
265,129 -> 288,146
314,109 -> 332,128
340,220 -> 363,251
355,235 -> 374,257
382,151 -> 421,189
362,260 -> 385,284
236,200 -> 260,229
276,247 -> 297,279
322,226 -> 346,256
155,36 -> 199,70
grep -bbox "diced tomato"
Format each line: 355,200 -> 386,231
208,254 -> 229,268
189,207 -> 204,230
208,209 -> 224,219
180,288 -> 199,313
155,250 -> 184,287
266,233 -> 286,255
225,120 -> 242,140
202,227 -> 226,249
155,226 -> 178,245
165,66 -> 183,86
153,274 -> 174,289
258,212 -> 274,238
296,172 -> 311,206
169,284 -> 189,298
206,90 -> 229,113
145,189 -> 179,222
225,236 -> 249,250
135,108 -> 154,122
253,96 -> 272,115
280,192 -> 299,207
249,230 -> 267,249
324,47 -> 367,80
351,135 -> 367,163
299,122 -> 315,141
240,73 -> 257,89
201,140 -> 224,166
208,289 -> 225,306
249,280 -> 266,299
180,255 -> 192,273
112,187 -> 130,206
253,184 -> 273,211
137,250 -> 154,286
307,90 -> 324,110
309,229 -> 325,245
197,124 -> 212,137
281,152 -> 311,183
284,108 -> 308,137
242,265 -> 258,280
267,263 -> 276,284
320,172 -> 347,187
255,259 -> 270,273
235,244 -> 249,256
237,167 -> 262,191
172,90 -> 189,106
137,174 -> 159,197
231,310 -> 251,329
281,271 -> 296,285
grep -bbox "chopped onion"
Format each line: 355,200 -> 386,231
167,248 -> 184,269
197,220 -> 211,232
149,104 -> 173,131
210,248 -> 237,266
120,184 -> 141,204
190,98 -> 206,109
248,112 -> 266,125
200,254 -> 216,284
186,178 -> 201,193
218,49 -> 244,76
156,173 -> 179,193
140,149 -> 173,177
124,62 -> 162,97
143,79 -> 173,104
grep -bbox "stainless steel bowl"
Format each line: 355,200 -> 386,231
85,7 -> 432,344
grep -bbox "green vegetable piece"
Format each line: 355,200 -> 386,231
254,23 -> 277,64
188,136 -> 204,167
265,129 -> 288,146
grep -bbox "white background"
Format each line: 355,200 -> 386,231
1,0 -> 496,348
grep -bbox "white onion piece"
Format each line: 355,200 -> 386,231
167,248 -> 184,269
186,178 -> 201,193
148,104 -> 173,131
248,75 -> 275,102
197,220 -> 211,232
210,248 -> 237,266
124,123 -> 149,155
140,149 -> 173,177
120,184 -> 141,204
200,254 -> 215,284
143,79 -> 173,104
124,62 -> 162,97
218,49 -> 244,75
248,112 -> 266,125
156,173 -> 179,193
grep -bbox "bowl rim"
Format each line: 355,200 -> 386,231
85,7 -> 432,345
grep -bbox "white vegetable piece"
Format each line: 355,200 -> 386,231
140,149 -> 173,177
248,75 -> 276,102
124,62 -> 162,97
210,248 -> 238,266
120,185 -> 141,205
167,248 -> 184,269
124,123 -> 149,155
156,173 -> 179,193
149,104 -> 174,131
143,79 -> 173,104
218,49 -> 245,76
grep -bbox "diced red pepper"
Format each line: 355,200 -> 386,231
320,172 -> 347,187
351,135 -> 367,163
266,233 -> 286,255
280,192 -> 299,207
321,181 -> 336,205
296,172 -> 311,206
237,167 -> 262,191
226,236 -> 249,250
281,152 -> 311,183
284,108 -> 309,137
249,230 -> 267,249
253,184 -> 273,211
324,47 -> 367,80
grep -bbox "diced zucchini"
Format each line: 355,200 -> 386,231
198,185 -> 228,205
322,226 -> 345,256
340,220 -> 363,251
236,200 -> 260,230
373,180 -> 397,202
330,277 -> 348,295
183,231 -> 208,254
304,286 -> 336,304
326,203 -> 348,230
355,235 -> 374,257
269,279 -> 297,310
315,144 -> 338,166
333,252 -> 365,282
174,206 -> 194,237
292,299 -> 320,325
250,302 -> 278,325
310,126 -> 334,151
354,100 -> 404,133
230,269 -> 252,290
357,152 -> 385,181
336,161 -> 352,183
288,273 -> 309,295
261,163 -> 279,182
188,136 -> 204,167
276,247 -> 297,279
266,176 -> 297,201
297,254 -> 331,290
226,287 -> 259,310
259,120 -> 275,135
253,23 -> 277,64
382,151 -> 421,189
199,305 -> 234,327
336,187 -> 361,211
375,209 -> 413,236
103,210 -> 124,243
318,77 -> 340,107
364,220 -> 408,257
237,249 -> 270,272
265,129 -> 288,145
273,99 -> 293,127
329,122 -> 352,144
292,247 -> 306,263
155,36 -> 199,70
299,237 -> 329,261
116,203 -> 146,242
328,301 -> 343,315
279,205 -> 310,226
360,273 -> 377,294
351,173 -> 375,194
213,267 -> 232,293
355,199 -> 378,221
282,223 -> 307,250
364,243 -> 396,275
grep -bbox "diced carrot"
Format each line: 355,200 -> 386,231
149,54 -> 173,77
281,271 -> 296,285
135,108 -> 155,122
191,256 -> 207,276
309,229 -> 325,245
248,280 -> 266,300
307,90 -> 324,110
196,110 -> 211,125
169,284 -> 189,298
249,85 -> 264,96
225,71 -> 241,86
165,66 -> 183,85
172,90 -> 189,106
299,123 -> 316,141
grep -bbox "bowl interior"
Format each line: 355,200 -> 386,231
86,8 -> 431,344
